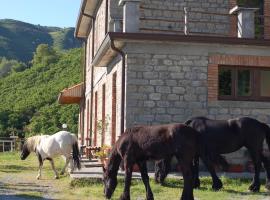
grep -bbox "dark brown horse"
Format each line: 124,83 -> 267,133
155,117 -> 270,192
102,123 -> 202,200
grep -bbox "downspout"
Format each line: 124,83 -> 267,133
81,12 -> 95,146
79,39 -> 87,146
105,0 -> 109,34
89,17 -> 95,146
110,39 -> 126,134
83,40 -> 87,145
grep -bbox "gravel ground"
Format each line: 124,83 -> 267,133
0,172 -> 58,200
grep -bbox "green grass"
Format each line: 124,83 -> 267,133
0,152 -> 270,200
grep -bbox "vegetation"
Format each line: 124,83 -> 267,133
0,19 -> 81,62
0,44 -> 82,137
0,57 -> 28,78
0,152 -> 269,200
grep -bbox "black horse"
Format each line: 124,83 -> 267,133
155,117 -> 270,192
102,123 -> 204,200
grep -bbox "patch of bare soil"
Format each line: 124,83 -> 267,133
0,172 -> 60,199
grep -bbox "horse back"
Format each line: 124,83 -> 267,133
39,131 -> 76,157
118,124 -> 198,160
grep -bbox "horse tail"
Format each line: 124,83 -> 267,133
261,122 -> 270,153
72,140 -> 81,170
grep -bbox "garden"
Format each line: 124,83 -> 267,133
0,152 -> 269,200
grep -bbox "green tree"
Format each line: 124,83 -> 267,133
32,44 -> 59,67
0,57 -> 27,77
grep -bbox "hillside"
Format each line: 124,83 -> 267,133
0,46 -> 82,137
0,19 -> 82,62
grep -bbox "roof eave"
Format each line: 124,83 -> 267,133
74,0 -> 98,39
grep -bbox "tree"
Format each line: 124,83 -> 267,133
0,57 -> 27,77
32,44 -> 59,67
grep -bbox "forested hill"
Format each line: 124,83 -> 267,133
0,46 -> 82,137
0,19 -> 82,62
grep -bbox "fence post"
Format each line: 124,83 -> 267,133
184,7 -> 189,35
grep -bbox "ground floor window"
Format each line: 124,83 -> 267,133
218,66 -> 270,101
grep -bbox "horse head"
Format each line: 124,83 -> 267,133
20,136 -> 40,160
20,141 -> 31,160
102,165 -> 117,199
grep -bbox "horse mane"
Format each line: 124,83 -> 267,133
106,143 -> 122,178
25,135 -> 42,152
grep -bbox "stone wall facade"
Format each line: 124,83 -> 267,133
125,42 -> 270,126
124,41 -> 270,165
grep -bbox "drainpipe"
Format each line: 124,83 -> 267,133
110,39 -> 126,134
90,17 -> 95,146
79,39 -> 86,146
80,12 -> 95,146
105,0 -> 109,34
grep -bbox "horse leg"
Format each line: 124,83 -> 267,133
192,155 -> 200,189
248,148 -> 262,192
138,161 -> 154,200
48,158 -> 59,179
120,156 -> 133,200
200,156 -> 222,190
154,160 -> 161,183
60,156 -> 70,175
175,155 -> 194,200
36,153 -> 43,180
261,153 -> 270,190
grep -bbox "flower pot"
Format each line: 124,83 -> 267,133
176,164 -> 182,172
228,164 -> 244,173
133,164 -> 140,172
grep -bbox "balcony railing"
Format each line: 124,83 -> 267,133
139,6 -> 267,39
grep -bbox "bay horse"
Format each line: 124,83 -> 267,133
20,131 -> 81,179
155,117 -> 270,192
102,123 -> 205,200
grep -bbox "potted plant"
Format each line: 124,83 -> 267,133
95,145 -> 111,167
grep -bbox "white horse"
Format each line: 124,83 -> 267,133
20,131 -> 81,179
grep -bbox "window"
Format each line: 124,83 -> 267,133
218,66 -> 270,101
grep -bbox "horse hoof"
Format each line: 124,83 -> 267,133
193,179 -> 200,189
249,184 -> 260,192
265,182 -> 270,191
36,176 -> 40,180
212,180 -> 223,191
119,194 -> 130,200
54,176 -> 59,179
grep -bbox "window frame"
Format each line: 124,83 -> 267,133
218,65 -> 270,101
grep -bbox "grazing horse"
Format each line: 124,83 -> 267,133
20,131 -> 81,179
102,123 -> 205,200
155,117 -> 270,192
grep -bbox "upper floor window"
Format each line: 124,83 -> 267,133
218,66 -> 270,101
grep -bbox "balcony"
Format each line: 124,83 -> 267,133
115,0 -> 270,40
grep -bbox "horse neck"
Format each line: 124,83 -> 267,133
107,148 -> 121,178
27,136 -> 41,152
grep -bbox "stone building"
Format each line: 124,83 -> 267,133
59,0 -> 270,169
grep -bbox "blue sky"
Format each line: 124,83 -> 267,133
0,0 -> 81,27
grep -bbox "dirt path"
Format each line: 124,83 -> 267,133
0,172 -> 59,200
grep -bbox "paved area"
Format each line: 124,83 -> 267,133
71,158 -> 267,180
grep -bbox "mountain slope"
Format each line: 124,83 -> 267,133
0,48 -> 82,137
0,19 -> 82,62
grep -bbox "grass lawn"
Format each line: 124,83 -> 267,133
0,152 -> 269,200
